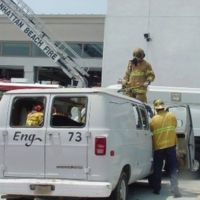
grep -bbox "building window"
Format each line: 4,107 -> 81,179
0,41 -> 103,58
87,70 -> 102,87
83,43 -> 103,58
67,42 -> 103,58
66,43 -> 82,57
0,68 -> 24,80
35,66 -> 102,88
31,43 -> 47,57
2,42 -> 31,57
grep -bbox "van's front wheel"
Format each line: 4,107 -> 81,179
109,172 -> 128,200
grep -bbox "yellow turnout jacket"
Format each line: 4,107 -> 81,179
150,110 -> 177,151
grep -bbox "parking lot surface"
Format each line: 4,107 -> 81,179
128,172 -> 200,200
0,172 -> 200,200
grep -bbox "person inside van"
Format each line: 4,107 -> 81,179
26,104 -> 44,126
51,105 -> 84,127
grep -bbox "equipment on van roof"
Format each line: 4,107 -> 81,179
0,0 -> 89,87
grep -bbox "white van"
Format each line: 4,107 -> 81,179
0,88 -> 196,200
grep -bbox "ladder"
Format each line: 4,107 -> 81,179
0,0 -> 89,87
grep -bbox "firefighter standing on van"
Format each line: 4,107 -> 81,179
26,104 -> 44,126
150,99 -> 182,198
122,48 -> 155,102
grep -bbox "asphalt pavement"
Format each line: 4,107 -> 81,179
0,171 -> 200,200
128,171 -> 200,200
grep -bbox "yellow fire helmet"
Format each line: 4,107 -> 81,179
153,99 -> 165,110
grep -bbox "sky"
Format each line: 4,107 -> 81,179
22,0 -> 107,14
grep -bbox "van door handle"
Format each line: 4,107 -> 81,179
48,133 -> 61,144
2,130 -> 8,136
48,133 -> 60,137
2,130 -> 8,143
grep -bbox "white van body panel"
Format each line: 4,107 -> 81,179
0,95 -> 10,178
87,94 -> 152,188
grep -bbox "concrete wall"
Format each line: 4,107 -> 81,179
102,0 -> 200,87
0,15 -> 105,41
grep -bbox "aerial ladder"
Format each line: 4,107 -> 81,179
0,0 -> 89,87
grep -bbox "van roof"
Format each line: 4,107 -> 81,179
149,85 -> 200,94
4,87 -> 142,103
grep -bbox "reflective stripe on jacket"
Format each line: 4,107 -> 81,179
150,110 -> 177,150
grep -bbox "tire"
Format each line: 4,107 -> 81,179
109,172 -> 128,200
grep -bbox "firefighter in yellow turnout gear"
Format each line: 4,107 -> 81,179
26,104 -> 44,126
150,99 -> 181,197
122,48 -> 155,102
151,103 -> 177,151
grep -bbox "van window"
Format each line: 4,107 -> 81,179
138,107 -> 149,129
10,96 -> 46,127
132,105 -> 142,129
51,96 -> 87,127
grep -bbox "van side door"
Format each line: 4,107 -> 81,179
167,105 -> 199,171
4,95 -> 48,177
45,95 -> 89,180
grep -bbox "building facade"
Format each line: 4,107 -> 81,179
0,14 -> 105,87
102,0 -> 200,88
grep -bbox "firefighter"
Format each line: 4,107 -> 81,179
150,99 -> 182,198
26,104 -> 44,126
122,48 -> 155,102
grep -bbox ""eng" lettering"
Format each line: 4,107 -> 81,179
13,131 -> 42,147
